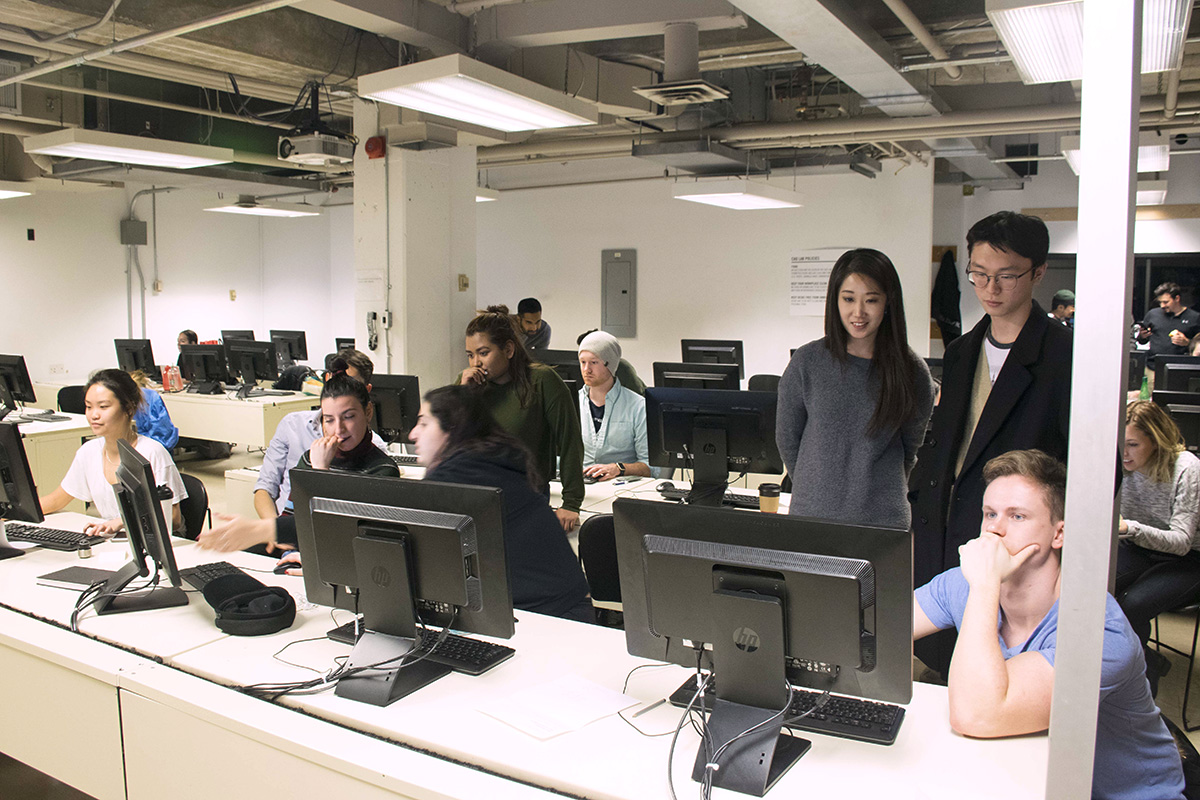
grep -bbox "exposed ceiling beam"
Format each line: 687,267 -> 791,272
295,0 -> 466,55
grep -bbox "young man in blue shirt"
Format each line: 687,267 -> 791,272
914,449 -> 1183,800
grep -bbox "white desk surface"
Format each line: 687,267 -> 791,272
11,411 -> 91,436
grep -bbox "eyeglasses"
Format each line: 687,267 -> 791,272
965,267 -> 1035,289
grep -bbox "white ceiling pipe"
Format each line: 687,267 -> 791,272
1165,69 -> 1181,120
880,0 -> 962,79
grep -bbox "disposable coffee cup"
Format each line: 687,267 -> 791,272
758,483 -> 781,513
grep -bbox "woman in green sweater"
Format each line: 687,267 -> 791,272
459,305 -> 584,531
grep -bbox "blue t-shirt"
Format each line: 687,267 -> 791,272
916,568 -> 1184,800
134,388 -> 179,450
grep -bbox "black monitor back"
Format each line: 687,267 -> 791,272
114,339 -> 160,382
335,337 -> 355,352
179,344 -> 231,383
225,340 -> 279,382
1128,350 -> 1148,392
1154,355 -> 1199,388
645,387 -> 783,474
653,361 -> 740,390
0,421 -> 43,523
370,374 -> 420,443
290,470 -> 514,638
221,330 -> 255,342
0,355 -> 35,404
681,339 -> 745,380
270,330 -> 308,367
114,439 -> 182,587
1162,362 -> 1200,393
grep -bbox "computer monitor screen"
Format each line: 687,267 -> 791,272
290,470 -> 514,705
0,381 -> 14,420
370,374 -> 420,443
645,387 -> 783,504
681,339 -> 745,380
534,350 -> 584,417
270,330 -> 308,368
114,339 -> 161,382
1153,355 -> 1199,390
0,421 -> 41,558
221,329 -> 255,342
1128,350 -> 1148,392
653,361 -> 740,390
0,354 -> 35,404
92,439 -> 187,615
1168,405 -> 1200,452
1162,362 -> 1200,393
1152,390 -> 1200,413
178,344 -> 231,385
225,339 -> 279,384
613,497 -> 911,793
335,337 -> 355,352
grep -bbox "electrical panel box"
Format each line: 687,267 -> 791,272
119,219 -> 148,246
601,249 -> 636,338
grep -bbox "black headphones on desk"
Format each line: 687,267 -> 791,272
201,573 -> 296,636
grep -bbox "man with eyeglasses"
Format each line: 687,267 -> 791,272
909,211 -> 1072,677
1136,281 -> 1200,363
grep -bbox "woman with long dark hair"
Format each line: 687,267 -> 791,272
776,248 -> 935,528
458,305 -> 584,531
412,385 -> 592,622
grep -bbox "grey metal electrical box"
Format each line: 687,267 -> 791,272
120,219 -> 148,246
601,249 -> 636,338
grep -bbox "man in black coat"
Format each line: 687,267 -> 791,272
909,211 -> 1072,675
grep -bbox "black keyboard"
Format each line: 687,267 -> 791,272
389,452 -> 419,465
668,677 -> 905,746
327,620 -> 515,676
658,486 -> 760,510
179,561 -> 250,591
4,522 -> 107,551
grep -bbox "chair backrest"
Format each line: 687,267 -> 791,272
177,473 -> 210,541
577,513 -> 621,603
747,374 -> 780,393
57,385 -> 87,414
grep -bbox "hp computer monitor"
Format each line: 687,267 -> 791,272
221,329 -> 255,343
1128,350 -> 1148,392
1161,361 -> 1200,394
370,374 -> 420,443
179,344 -> 231,389
91,439 -> 187,615
645,387 -> 783,504
613,497 -> 912,795
114,339 -> 160,382
290,470 -> 514,705
681,339 -> 745,380
0,421 -> 43,559
0,355 -> 35,405
270,330 -> 308,369
653,361 -> 740,391
225,339 -> 279,385
335,337 -> 355,352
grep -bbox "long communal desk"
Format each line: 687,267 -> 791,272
0,511 -> 1049,800
159,390 -> 318,449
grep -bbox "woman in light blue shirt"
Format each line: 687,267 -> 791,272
577,331 -> 657,481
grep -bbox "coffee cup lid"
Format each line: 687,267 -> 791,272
757,483 -> 781,496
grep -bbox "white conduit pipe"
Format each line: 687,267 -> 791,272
880,0 -> 962,79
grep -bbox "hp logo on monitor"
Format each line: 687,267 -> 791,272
733,627 -> 760,653
371,566 -> 392,588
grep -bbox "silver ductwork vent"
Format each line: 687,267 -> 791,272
632,139 -> 765,176
633,22 -> 729,107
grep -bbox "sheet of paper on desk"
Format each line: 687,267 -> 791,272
477,675 -> 639,740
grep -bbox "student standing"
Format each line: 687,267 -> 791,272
1137,281 -> 1200,361
516,297 -> 552,351
458,305 -> 583,531
776,248 -> 934,528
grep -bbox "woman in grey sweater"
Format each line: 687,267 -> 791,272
776,249 -> 935,529
1116,400 -> 1200,692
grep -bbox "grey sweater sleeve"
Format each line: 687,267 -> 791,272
775,353 -> 808,478
1128,456 -> 1200,556
901,357 -> 936,475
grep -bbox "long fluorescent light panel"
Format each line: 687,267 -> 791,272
23,128 -> 234,169
673,180 -> 803,210
0,180 -> 33,200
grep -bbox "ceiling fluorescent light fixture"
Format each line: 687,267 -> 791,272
673,179 -> 803,210
475,186 -> 500,203
986,0 -> 1191,84
1136,179 -> 1168,205
358,54 -> 599,133
0,180 -> 33,200
204,197 -> 321,218
1061,132 -> 1171,175
22,128 -> 234,169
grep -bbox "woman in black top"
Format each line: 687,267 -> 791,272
411,385 -> 593,623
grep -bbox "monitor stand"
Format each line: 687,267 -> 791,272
692,589 -> 809,797
93,561 -> 188,615
685,419 -> 729,506
0,520 -> 25,560
187,381 -> 223,395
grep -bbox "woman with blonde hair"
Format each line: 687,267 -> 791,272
1116,399 -> 1200,693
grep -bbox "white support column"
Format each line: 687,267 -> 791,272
1047,1 -> 1141,797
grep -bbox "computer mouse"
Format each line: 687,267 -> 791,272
274,558 -> 301,575
657,481 -> 675,491
583,475 -> 599,484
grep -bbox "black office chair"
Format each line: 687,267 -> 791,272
577,514 -> 622,628
57,385 -> 86,414
748,374 -> 780,393
178,473 -> 211,541
1162,714 -> 1200,799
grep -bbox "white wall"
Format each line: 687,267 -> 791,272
0,185 -> 353,384
476,161 -> 935,381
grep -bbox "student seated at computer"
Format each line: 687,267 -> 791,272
39,369 -> 187,536
128,370 -> 179,450
411,385 -> 592,622
1115,400 -> 1200,695
252,350 -> 385,520
457,305 -> 583,532
199,373 -> 399,558
576,331 -> 655,482
575,328 -> 646,395
777,248 -> 934,529
176,329 -> 198,368
914,449 -> 1184,800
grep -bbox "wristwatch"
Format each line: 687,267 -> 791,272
617,463 -> 626,476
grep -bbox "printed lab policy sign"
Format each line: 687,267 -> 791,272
790,248 -> 845,316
